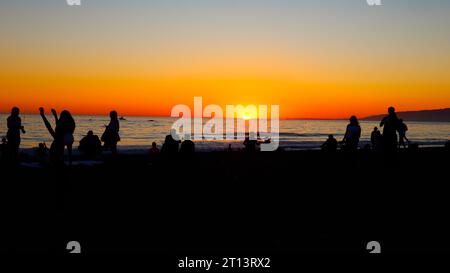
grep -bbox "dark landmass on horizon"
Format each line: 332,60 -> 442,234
364,108 -> 450,122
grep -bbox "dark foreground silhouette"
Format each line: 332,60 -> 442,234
1,147 -> 449,255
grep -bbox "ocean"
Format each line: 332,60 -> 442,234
0,114 -> 449,153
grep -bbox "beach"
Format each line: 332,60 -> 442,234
2,147 -> 449,253
1,114 -> 449,152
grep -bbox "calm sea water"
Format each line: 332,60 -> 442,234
0,114 -> 449,152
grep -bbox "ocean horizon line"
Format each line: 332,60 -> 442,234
0,112 -> 350,121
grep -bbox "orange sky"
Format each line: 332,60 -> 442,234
1,1 -> 449,119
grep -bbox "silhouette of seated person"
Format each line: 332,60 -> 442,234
371,127 -> 383,151
38,142 -> 48,156
78,130 -> 102,159
161,130 -> 181,155
180,138 -> 195,155
0,137 -> 7,161
321,134 -> 338,152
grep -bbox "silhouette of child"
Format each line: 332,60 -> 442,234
322,134 -> 338,152
371,127 -> 382,151
397,119 -> 409,149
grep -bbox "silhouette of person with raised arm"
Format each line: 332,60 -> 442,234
397,119 -> 409,149
6,107 -> 26,163
51,109 -> 76,165
321,134 -> 338,152
380,106 -> 400,152
371,127 -> 382,151
39,107 -> 65,165
342,116 -> 361,151
79,130 -> 102,159
101,110 -> 120,155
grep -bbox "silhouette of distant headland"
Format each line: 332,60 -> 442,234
364,108 -> 450,122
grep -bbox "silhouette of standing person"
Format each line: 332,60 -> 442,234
371,127 -> 382,151
342,116 -> 361,151
101,110 -> 120,155
397,119 -> 409,149
6,107 -> 26,163
51,109 -> 76,165
380,107 -> 400,152
39,107 -> 65,165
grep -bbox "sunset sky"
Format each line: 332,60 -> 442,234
1,0 -> 450,119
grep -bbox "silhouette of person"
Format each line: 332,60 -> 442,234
380,107 -> 400,152
51,109 -> 76,165
37,142 -> 48,163
149,142 -> 160,156
321,134 -> 338,152
6,107 -> 26,162
161,130 -> 180,155
397,119 -> 409,149
39,107 -> 65,165
370,127 -> 383,151
227,144 -> 233,152
39,107 -> 65,166
79,130 -> 102,159
243,132 -> 259,152
180,139 -> 195,155
342,116 -> 361,151
101,110 -> 120,155
0,137 -> 7,161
